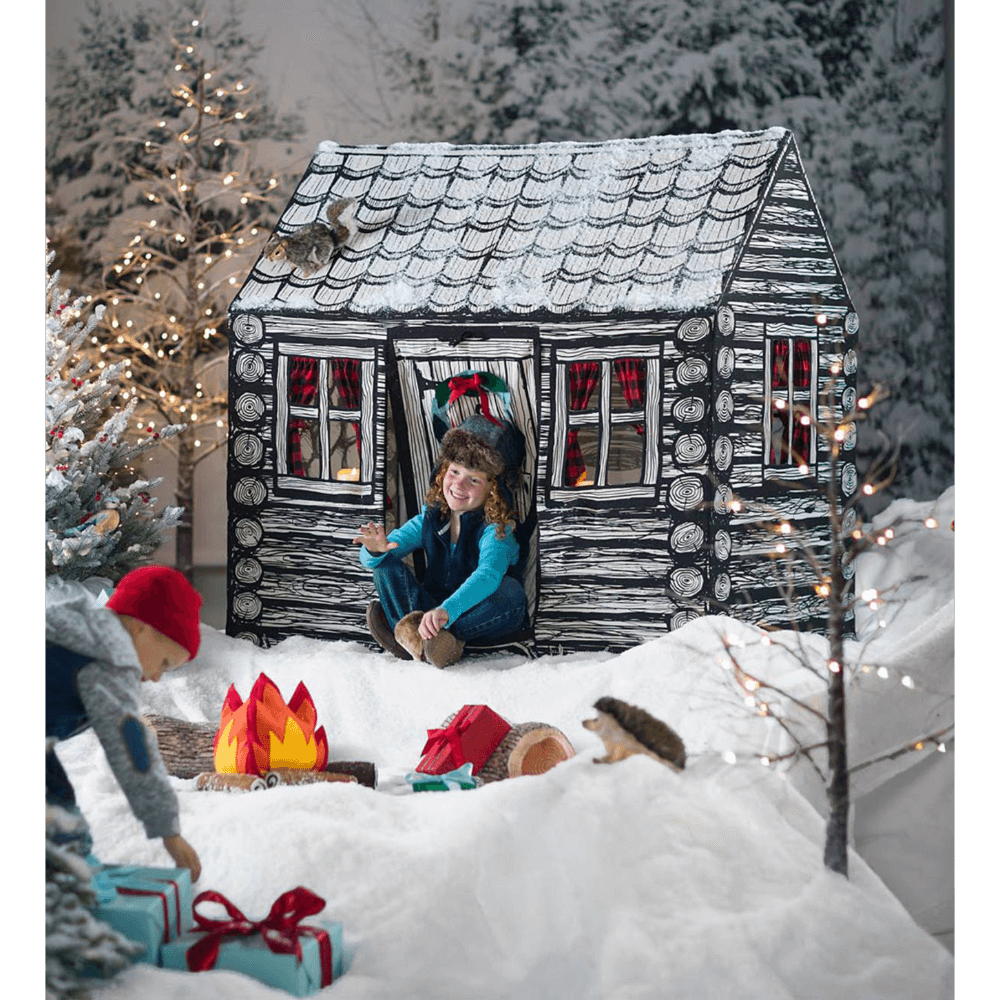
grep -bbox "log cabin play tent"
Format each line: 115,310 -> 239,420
226,127 -> 859,654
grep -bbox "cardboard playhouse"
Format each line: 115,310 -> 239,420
225,127 -> 859,654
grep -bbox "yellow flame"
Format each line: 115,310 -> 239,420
268,716 -> 318,770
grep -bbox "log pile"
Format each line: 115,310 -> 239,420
143,713 -> 377,788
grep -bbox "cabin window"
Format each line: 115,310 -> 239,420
550,350 -> 660,502
765,335 -> 816,469
275,346 -> 376,498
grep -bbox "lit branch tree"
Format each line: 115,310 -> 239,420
708,371 -> 953,877
46,253 -> 182,582
96,12 -> 288,578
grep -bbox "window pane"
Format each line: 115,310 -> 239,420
769,404 -> 789,464
770,340 -> 789,390
793,339 -> 811,388
612,358 -> 646,410
568,362 -> 600,412
329,419 -> 360,480
608,422 -> 643,484
792,415 -> 811,464
329,358 -> 361,410
289,418 -> 321,478
566,425 -> 598,486
289,356 -> 320,406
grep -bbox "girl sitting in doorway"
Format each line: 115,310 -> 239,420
353,413 -> 526,667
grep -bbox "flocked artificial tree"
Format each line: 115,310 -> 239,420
45,747 -> 142,998
46,253 -> 182,583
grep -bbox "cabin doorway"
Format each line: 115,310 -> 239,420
385,327 -> 540,631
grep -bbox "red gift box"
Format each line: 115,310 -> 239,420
415,705 -> 511,775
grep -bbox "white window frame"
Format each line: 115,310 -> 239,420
274,342 -> 376,497
763,328 -> 817,474
549,344 -> 661,502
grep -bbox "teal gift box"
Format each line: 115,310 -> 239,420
160,887 -> 343,996
93,865 -> 193,965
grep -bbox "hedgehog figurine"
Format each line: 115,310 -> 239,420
582,696 -> 686,772
263,196 -> 357,275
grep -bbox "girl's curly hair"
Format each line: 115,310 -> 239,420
425,464 -> 518,538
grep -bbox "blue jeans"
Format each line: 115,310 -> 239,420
371,558 -> 526,643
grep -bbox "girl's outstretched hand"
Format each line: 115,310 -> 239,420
352,522 -> 399,554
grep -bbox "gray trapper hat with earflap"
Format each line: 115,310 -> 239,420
437,413 -> 526,508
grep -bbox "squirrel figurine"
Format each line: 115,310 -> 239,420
263,196 -> 357,275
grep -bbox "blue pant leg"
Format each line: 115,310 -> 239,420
450,576 -> 527,643
371,557 -> 438,628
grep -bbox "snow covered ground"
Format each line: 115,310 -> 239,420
58,489 -> 956,999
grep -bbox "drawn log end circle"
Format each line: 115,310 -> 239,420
670,566 -> 704,598
233,477 -> 267,508
233,432 -> 264,467
671,610 -> 700,631
235,392 -> 265,423
842,386 -> 857,413
675,356 -> 709,385
234,351 -> 265,383
716,346 -> 735,378
232,314 -> 264,344
232,592 -> 262,621
678,317 -> 711,342
234,557 -> 263,585
713,436 -> 733,472
843,349 -> 858,376
715,390 -> 734,423
714,573 -> 732,602
841,463 -> 858,497
714,529 -> 732,561
844,312 -> 860,336
233,631 -> 263,646
670,521 -> 705,555
668,475 -> 704,511
716,305 -> 735,336
672,397 -> 706,424
714,485 -> 734,515
674,433 -> 707,465
234,517 -> 263,548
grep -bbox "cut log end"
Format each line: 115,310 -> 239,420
479,722 -> 575,783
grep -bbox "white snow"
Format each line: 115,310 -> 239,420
57,490 -> 957,999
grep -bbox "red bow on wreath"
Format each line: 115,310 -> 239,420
184,887 -> 333,986
446,373 -> 501,427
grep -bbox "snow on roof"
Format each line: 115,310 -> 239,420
233,128 -> 791,318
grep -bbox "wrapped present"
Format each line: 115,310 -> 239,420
160,887 -> 343,996
415,704 -> 511,776
406,761 -> 478,792
92,865 -> 193,964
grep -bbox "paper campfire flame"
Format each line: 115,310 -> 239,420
213,672 -> 329,775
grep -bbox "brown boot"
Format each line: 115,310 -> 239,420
365,601 -> 409,659
423,628 -> 465,668
393,611 -> 425,661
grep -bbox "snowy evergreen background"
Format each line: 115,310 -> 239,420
46,0 -> 952,505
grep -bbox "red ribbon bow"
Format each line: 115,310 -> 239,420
419,713 -> 475,770
447,373 -> 501,427
185,887 -> 333,987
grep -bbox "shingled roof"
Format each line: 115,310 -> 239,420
232,127 -> 792,319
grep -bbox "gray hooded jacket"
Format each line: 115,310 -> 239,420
45,577 -> 180,839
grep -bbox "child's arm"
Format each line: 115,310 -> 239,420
75,663 -> 183,841
354,509 -> 425,567
438,525 -> 519,626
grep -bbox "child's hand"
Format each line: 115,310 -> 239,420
352,522 -> 399,554
419,607 -> 450,640
163,834 -> 202,882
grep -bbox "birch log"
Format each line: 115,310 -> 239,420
477,722 -> 575,783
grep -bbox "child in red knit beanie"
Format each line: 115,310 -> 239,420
46,565 -> 204,880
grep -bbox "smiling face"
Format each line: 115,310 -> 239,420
442,461 -> 492,515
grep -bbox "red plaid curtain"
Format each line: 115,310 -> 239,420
792,339 -> 811,388
771,340 -> 789,389
613,358 -> 646,435
330,359 -> 362,450
288,356 -> 319,477
565,362 -> 600,486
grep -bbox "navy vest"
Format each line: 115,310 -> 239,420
46,643 -> 93,741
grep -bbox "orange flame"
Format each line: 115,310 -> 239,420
213,672 -> 329,776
